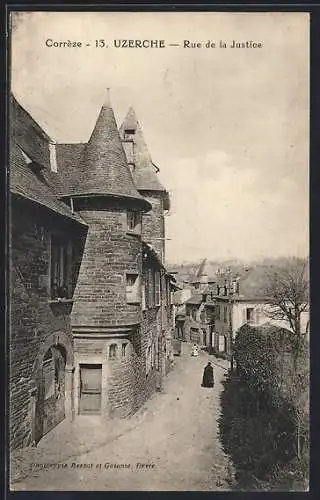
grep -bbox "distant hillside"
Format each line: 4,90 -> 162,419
167,256 -> 308,285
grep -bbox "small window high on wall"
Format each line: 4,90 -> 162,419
122,343 -> 127,357
127,210 -> 141,234
246,307 -> 254,323
109,344 -> 118,359
126,273 -> 141,303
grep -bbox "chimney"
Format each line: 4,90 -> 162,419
104,87 -> 111,107
49,141 -> 57,173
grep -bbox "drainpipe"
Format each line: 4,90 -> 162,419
229,295 -> 234,372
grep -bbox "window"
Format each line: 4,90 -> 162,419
142,282 -> 146,311
122,343 -> 127,357
233,280 -> 240,294
200,307 -> 206,323
215,305 -> 220,320
124,128 -> 135,140
109,344 -> 118,359
192,308 -> 197,321
246,307 -> 254,323
223,306 -> 228,323
126,273 -> 140,303
155,271 -> 161,306
127,210 -> 141,234
51,234 -> 71,299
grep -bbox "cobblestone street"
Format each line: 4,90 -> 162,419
11,343 -> 234,491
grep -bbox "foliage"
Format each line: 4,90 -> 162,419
219,373 -> 309,490
223,324 -> 309,490
219,375 -> 298,489
263,257 -> 309,336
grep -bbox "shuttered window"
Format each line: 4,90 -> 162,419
51,234 -> 72,299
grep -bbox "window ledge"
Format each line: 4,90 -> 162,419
49,298 -> 74,316
126,231 -> 141,237
49,298 -> 74,305
126,300 -> 141,305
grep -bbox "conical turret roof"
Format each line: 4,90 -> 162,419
74,100 -> 150,209
119,107 -> 166,192
196,258 -> 208,278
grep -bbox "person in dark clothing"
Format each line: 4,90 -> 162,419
201,362 -> 214,388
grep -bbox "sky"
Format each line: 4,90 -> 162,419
11,12 -> 309,265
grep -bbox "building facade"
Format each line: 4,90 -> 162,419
183,260 -> 215,348
212,267 -> 310,356
9,93 -> 174,449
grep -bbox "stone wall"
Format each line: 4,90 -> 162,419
141,192 -> 165,263
10,199 -> 81,448
71,203 -> 142,328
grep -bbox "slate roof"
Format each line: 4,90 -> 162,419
236,266 -> 269,300
185,292 -> 216,307
11,95 -> 166,221
55,143 -> 87,196
62,103 -> 149,210
119,108 -> 170,202
10,94 -> 52,170
10,141 -> 87,225
212,266 -> 270,301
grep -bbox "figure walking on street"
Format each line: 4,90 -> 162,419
191,343 -> 199,357
201,361 -> 214,388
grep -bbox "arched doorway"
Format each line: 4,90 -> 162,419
35,345 -> 66,443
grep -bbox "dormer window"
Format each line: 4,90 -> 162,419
124,129 -> 135,142
49,142 -> 57,173
127,210 -> 141,234
20,148 -> 33,164
19,147 -> 45,174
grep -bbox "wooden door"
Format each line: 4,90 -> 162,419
35,347 -> 66,442
79,364 -> 102,414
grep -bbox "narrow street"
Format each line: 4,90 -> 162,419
11,343 -> 234,491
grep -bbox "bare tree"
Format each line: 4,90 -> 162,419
263,257 -> 309,337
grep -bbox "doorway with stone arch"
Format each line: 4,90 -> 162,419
32,332 -> 74,445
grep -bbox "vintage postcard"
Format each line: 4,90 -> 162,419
8,11 -> 309,491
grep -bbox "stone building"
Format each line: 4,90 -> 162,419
183,259 -> 216,348
212,266 -> 310,356
9,92 -> 173,449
